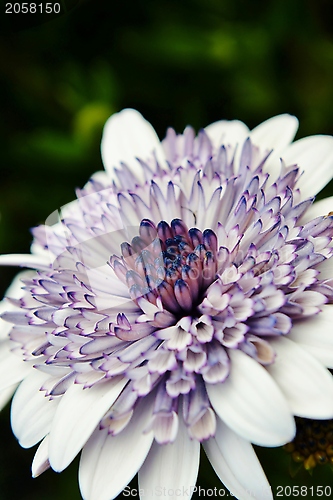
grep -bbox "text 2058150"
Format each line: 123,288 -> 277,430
5,3 -> 61,14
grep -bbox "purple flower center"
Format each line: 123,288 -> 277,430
110,218 -> 218,317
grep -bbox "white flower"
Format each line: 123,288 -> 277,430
1,109 -> 333,500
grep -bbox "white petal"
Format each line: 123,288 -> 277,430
11,369 -> 59,448
49,378 -> 127,471
314,257 -> 333,282
0,253 -> 51,269
101,109 -> 166,183
204,120 -> 249,150
250,115 -> 298,180
288,306 -> 333,367
301,195 -> 333,223
139,416 -> 200,500
204,418 -> 273,500
32,435 -> 50,477
0,312 -> 15,340
0,343 -> 32,391
267,336 -> 333,418
206,349 -> 295,446
250,114 -> 298,156
79,395 -> 154,500
0,383 -> 17,411
282,135 -> 333,198
79,426 -> 108,500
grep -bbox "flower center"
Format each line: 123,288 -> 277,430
110,218 -> 218,317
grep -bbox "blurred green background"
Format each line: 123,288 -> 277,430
1,0 -> 333,498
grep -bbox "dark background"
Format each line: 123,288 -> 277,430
1,0 -> 333,498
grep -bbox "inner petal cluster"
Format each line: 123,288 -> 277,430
111,218 -> 219,316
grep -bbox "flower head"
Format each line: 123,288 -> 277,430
1,110 -> 333,500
